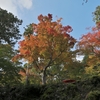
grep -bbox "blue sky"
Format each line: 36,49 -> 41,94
0,0 -> 100,60
19,0 -> 100,40
0,0 -> 100,39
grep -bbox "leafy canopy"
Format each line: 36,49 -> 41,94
13,14 -> 76,64
12,14 -> 76,84
77,27 -> 100,75
0,44 -> 21,85
78,27 -> 100,56
0,8 -> 22,46
93,6 -> 100,23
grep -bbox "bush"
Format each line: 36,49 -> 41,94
0,76 -> 100,100
85,90 -> 100,100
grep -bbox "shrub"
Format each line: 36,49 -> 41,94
85,90 -> 100,100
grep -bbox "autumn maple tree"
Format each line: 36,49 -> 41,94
78,27 -> 100,56
12,14 -> 76,84
77,26 -> 100,75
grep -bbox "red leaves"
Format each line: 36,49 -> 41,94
38,14 -> 43,22
63,25 -> 73,33
47,28 -> 54,34
18,40 -> 26,47
78,26 -> 100,55
48,14 -> 52,20
63,79 -> 76,83
38,13 -> 52,22
25,50 -> 30,55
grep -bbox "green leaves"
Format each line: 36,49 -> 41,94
93,6 -> 100,23
0,44 -> 22,86
0,8 -> 22,46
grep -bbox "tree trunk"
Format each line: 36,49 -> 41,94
25,65 -> 30,85
42,57 -> 52,85
26,74 -> 29,85
42,69 -> 47,85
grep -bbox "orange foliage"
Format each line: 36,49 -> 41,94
12,14 -> 76,70
78,26 -> 100,56
19,70 -> 26,76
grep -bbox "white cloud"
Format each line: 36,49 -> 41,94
0,0 -> 32,16
0,0 -> 17,15
17,0 -> 32,9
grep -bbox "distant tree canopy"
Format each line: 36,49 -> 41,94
23,24 -> 33,36
77,26 -> 100,76
0,44 -> 22,85
0,8 -> 22,86
93,6 -> 100,23
0,8 -> 22,46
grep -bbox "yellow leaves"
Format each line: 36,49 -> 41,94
39,49 -> 48,58
85,65 -> 94,74
89,55 -> 94,59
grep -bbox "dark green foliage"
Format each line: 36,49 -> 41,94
65,61 -> 85,80
0,76 -> 100,100
85,90 -> 100,100
23,24 -> 33,36
0,8 -> 22,46
0,85 -> 43,100
12,85 -> 42,100
89,76 -> 100,87
0,44 -> 22,86
82,55 -> 88,64
0,8 -> 22,86
0,58 -> 21,86
93,6 -> 100,23
43,60 -> 85,84
41,83 -> 79,100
